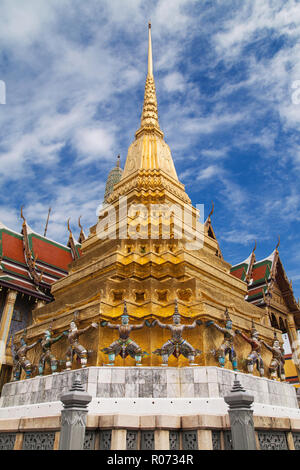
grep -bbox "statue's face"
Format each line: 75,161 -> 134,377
44,330 -> 51,339
226,320 -> 232,329
273,340 -> 280,348
173,314 -> 180,325
20,338 -> 26,346
70,321 -> 77,331
252,331 -> 259,339
122,316 -> 129,325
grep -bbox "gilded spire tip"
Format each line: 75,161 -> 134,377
148,21 -> 153,77
135,22 -> 163,139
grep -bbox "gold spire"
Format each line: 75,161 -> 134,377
136,22 -> 163,138
115,22 -> 185,193
148,21 -> 153,77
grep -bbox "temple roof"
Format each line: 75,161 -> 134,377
231,244 -> 299,317
0,217 -> 81,301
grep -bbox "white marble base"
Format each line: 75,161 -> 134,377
0,366 -> 298,420
0,397 -> 300,420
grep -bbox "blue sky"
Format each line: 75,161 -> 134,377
0,0 -> 300,299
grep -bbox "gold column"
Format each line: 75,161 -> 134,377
0,289 -> 18,370
286,313 -> 300,381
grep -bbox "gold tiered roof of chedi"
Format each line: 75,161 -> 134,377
106,23 -> 190,206
12,24 -> 300,377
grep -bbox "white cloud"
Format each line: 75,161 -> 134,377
220,229 -> 258,245
201,148 -> 228,159
163,72 -> 185,93
73,127 -> 115,163
214,0 -> 300,58
153,0 -> 196,33
197,165 -> 222,181
182,112 -> 244,134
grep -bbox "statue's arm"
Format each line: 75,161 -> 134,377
206,320 -> 225,333
152,319 -> 169,329
51,333 -> 65,344
78,323 -> 98,335
262,341 -> 273,352
26,339 -> 41,351
100,321 -> 119,330
132,321 -> 146,330
184,320 -> 202,330
213,323 -> 226,334
218,325 -> 228,334
235,330 -> 252,345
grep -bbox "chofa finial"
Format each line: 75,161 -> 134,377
208,201 -> 214,220
67,218 -> 72,235
20,206 -> 26,223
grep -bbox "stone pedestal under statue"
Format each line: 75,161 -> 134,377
0,366 -> 298,420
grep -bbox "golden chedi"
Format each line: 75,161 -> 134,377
12,23 -> 300,380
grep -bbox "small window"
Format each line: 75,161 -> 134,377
113,292 -> 123,302
135,292 -> 145,302
157,291 -> 168,302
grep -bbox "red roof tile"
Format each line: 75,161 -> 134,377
251,262 -> 271,282
30,235 -> 73,272
231,266 -> 246,281
1,231 -> 25,265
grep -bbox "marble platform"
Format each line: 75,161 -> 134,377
0,366 -> 299,419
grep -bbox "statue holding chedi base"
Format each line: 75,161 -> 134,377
262,332 -> 285,381
152,300 -> 202,366
100,301 -> 149,366
236,320 -> 264,377
38,325 -> 68,376
65,314 -> 98,370
12,332 -> 41,380
206,308 -> 238,371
